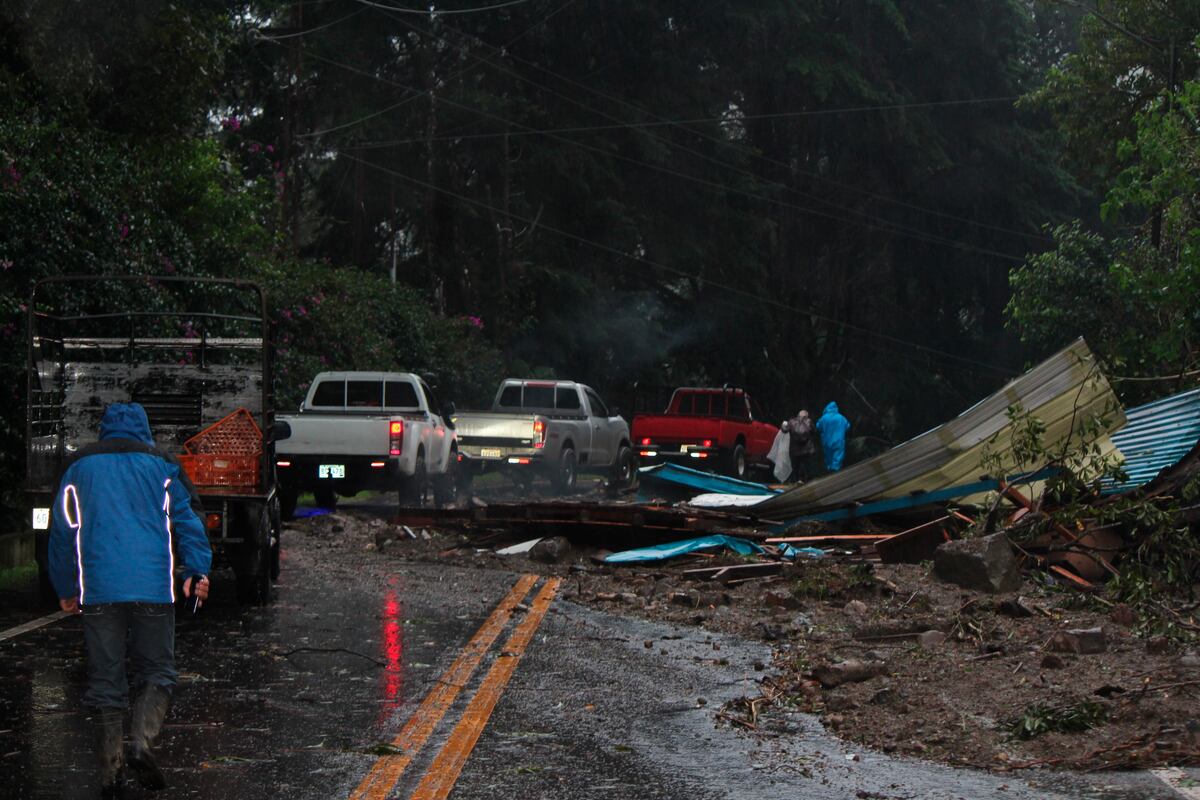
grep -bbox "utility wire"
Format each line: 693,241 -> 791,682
285,44 -> 1028,262
353,96 -> 1025,141
367,7 -> 1049,249
251,7 -> 368,40
353,0 -> 534,15
338,150 -> 1018,376
432,16 -> 1053,246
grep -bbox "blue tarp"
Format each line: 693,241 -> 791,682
604,534 -> 764,563
638,463 -> 780,497
292,507 -> 331,519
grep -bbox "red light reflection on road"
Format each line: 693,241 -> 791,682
377,591 -> 404,726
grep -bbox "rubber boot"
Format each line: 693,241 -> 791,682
94,709 -> 124,799
126,684 -> 170,790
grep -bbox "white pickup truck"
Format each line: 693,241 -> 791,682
454,379 -> 636,493
275,371 -> 457,516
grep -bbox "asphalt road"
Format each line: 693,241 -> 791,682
2,504 -> 1198,800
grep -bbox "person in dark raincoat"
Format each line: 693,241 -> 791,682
815,401 -> 851,472
786,410 -> 817,481
49,403 -> 212,797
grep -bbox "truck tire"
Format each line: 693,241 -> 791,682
724,443 -> 747,479
552,446 -> 578,494
400,450 -> 428,508
278,484 -> 299,521
610,445 -> 638,491
34,535 -> 58,607
234,504 -> 273,605
314,486 -> 337,511
433,452 -> 458,508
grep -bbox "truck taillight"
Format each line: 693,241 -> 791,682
640,437 -> 651,446
702,439 -> 713,448
533,419 -> 546,449
389,420 -> 404,456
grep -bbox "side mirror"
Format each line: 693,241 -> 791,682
610,406 -> 621,418
270,420 -> 292,442
444,400 -> 456,417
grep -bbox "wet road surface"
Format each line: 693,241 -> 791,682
3,505 -> 1199,800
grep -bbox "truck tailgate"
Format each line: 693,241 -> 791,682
454,412 -> 542,451
277,414 -> 391,456
632,414 -> 722,442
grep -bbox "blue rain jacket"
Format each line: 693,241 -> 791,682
49,403 -> 212,605
815,401 -> 851,471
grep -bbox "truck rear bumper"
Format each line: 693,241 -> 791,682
635,446 -> 718,466
275,456 -> 399,493
458,450 -> 547,472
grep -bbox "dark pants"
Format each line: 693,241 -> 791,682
81,603 -> 177,711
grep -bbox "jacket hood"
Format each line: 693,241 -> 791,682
823,401 -> 839,416
99,403 -> 154,445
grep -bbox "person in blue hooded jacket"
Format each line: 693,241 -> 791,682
49,402 -> 212,797
815,401 -> 851,472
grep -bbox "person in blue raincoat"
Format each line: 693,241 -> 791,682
49,403 -> 212,797
815,401 -> 851,472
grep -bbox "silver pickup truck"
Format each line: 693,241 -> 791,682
276,371 -> 458,515
454,380 -> 636,492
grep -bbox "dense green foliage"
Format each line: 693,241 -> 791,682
2,0 -> 1197,517
1009,6 -> 1200,399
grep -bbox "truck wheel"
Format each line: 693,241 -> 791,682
234,504 -> 273,605
433,453 -> 458,508
34,536 -> 58,608
552,447 -> 578,494
724,443 -> 747,479
278,484 -> 299,520
610,445 -> 638,491
456,462 -> 475,496
314,486 -> 337,511
401,450 -> 428,508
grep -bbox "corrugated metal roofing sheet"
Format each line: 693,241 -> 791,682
638,463 -> 780,496
754,338 -> 1126,519
1102,388 -> 1200,495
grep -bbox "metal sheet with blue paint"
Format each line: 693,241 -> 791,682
1102,388 -> 1200,495
638,463 -> 781,497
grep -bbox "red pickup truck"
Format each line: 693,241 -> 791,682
630,388 -> 780,479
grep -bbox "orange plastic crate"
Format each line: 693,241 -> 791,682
185,408 -> 262,456
179,454 -> 260,488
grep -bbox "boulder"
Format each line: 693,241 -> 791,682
933,534 -> 1020,593
917,630 -> 947,649
813,659 -> 888,688
529,536 -> 571,564
1048,627 -> 1107,654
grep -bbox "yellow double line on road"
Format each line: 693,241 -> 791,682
349,574 -> 561,800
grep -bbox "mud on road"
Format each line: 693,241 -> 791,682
372,484 -> 1200,778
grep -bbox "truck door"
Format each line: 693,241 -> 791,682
582,387 -> 617,466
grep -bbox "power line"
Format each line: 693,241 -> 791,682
353,0 -> 534,16
338,150 -> 1018,377
408,9 -> 1052,246
251,7 -> 369,40
369,8 -> 1049,250
354,96 -> 1024,142
285,44 -> 1029,262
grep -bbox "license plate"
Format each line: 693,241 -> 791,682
480,447 -> 503,459
318,464 -> 346,479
